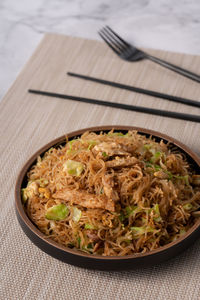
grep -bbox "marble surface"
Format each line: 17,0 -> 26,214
0,0 -> 200,101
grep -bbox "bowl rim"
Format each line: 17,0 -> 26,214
15,125 -> 200,261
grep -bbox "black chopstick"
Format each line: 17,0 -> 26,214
28,89 -> 200,123
67,72 -> 200,108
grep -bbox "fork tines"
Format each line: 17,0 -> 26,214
98,26 -> 129,54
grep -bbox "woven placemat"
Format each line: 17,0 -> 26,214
1,33 -> 200,300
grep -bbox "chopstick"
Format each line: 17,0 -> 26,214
28,89 -> 200,123
67,72 -> 200,108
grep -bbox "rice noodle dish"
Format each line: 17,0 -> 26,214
22,130 -> 200,256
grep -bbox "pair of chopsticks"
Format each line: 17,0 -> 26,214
29,72 -> 200,123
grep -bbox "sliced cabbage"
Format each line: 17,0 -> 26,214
131,226 -> 156,236
174,175 -> 189,185
21,188 -> 29,203
87,140 -> 97,150
38,178 -> 48,187
150,204 -> 162,222
150,151 -> 164,163
63,160 -> 84,176
45,204 -> 69,221
21,181 -> 38,203
66,139 -> 77,154
72,207 -> 82,222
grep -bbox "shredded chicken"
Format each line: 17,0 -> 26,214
93,142 -> 130,157
154,170 -> 169,179
105,156 -> 138,168
52,188 -> 115,212
102,174 -> 119,201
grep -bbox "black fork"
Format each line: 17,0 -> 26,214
99,26 -> 200,83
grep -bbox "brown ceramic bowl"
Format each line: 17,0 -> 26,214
15,126 -> 200,270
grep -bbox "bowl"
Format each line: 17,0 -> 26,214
15,125 -> 200,270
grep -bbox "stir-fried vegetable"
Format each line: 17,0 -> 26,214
21,188 -> 29,203
87,140 -> 97,150
150,151 -> 164,163
45,204 -> 69,221
72,207 -> 82,222
183,203 -> 193,211
102,152 -> 108,158
131,226 -> 158,237
84,223 -> 95,229
150,204 -> 162,222
63,160 -> 84,176
38,178 -> 49,187
21,181 -> 38,203
125,206 -> 142,217
174,175 -> 189,185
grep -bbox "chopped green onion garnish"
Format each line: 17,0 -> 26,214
99,187 -> 104,194
154,164 -> 162,171
165,170 -> 173,180
84,223 -> 95,229
77,236 -> 81,247
125,206 -> 142,218
119,212 -> 125,222
102,152 -> 108,157
145,162 -> 161,171
145,162 -> 153,168
87,243 -> 93,249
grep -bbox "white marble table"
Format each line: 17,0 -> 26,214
0,0 -> 200,101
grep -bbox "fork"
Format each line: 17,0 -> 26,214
98,26 -> 200,83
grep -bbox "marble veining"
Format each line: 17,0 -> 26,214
0,0 -> 200,100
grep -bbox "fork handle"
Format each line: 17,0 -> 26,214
145,54 -> 200,83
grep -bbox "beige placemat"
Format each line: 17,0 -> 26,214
1,33 -> 200,300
